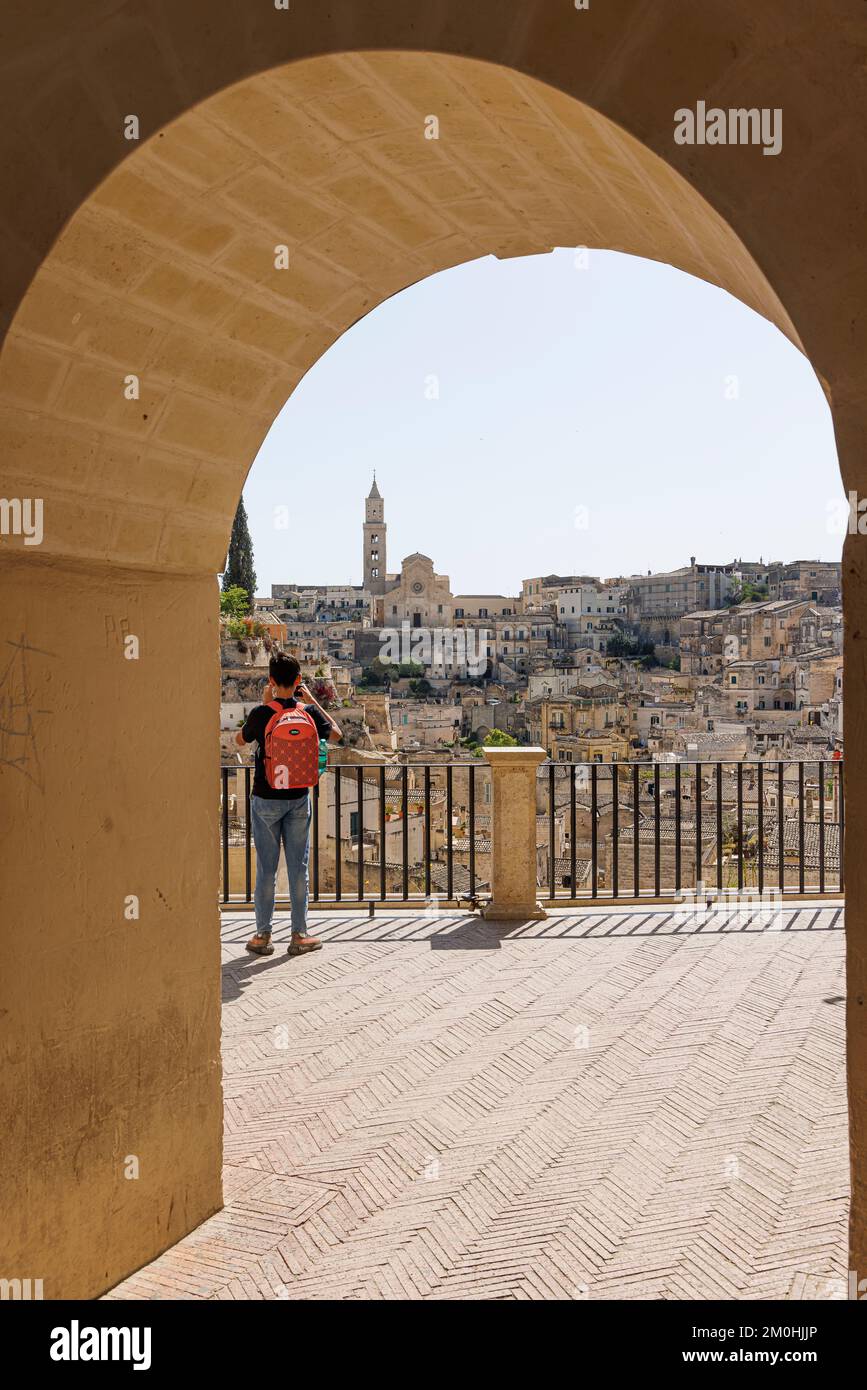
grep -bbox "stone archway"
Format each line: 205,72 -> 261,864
1,8 -> 864,1299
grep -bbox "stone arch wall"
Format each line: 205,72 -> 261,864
0,50 -> 804,575
1,4 -> 864,1297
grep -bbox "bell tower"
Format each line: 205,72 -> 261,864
363,475 -> 387,595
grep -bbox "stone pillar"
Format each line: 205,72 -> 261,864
481,747 -> 547,921
0,554 -> 224,1299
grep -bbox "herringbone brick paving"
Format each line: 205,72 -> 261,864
107,905 -> 848,1300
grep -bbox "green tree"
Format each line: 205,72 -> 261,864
724,580 -> 769,607
359,657 -> 394,687
606,630 -> 655,661
484,728 -> 518,747
220,585 -> 250,620
222,496 -> 256,610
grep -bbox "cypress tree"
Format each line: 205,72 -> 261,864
222,495 -> 257,611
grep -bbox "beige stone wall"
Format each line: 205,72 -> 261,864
0,557 -> 223,1297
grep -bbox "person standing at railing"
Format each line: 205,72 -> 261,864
235,651 -> 342,957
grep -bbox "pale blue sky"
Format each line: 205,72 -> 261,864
242,248 -> 843,597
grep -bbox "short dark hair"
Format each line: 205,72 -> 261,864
269,652 -> 300,688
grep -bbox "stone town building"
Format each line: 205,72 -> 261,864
271,583 -> 371,621
556,582 -> 628,650
277,623 -> 330,667
798,607 -> 843,653
465,695 -> 525,745
527,661 -> 610,699
481,611 -> 566,677
530,692 -> 623,756
679,598 -> 827,676
550,728 -> 630,764
452,594 -> 518,620
627,695 -> 697,744
391,699 -> 462,749
820,667 -> 844,746
625,559 -> 738,637
725,599 -> 814,661
768,559 -> 842,605
793,650 -> 841,713
723,659 -> 794,714
521,574 -> 598,610
679,609 -> 729,677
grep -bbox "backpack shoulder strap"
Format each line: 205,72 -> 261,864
299,704 -> 321,732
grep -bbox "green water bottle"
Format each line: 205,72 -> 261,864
318,738 -> 329,777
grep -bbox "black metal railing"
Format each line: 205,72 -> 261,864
219,761 -> 486,905
221,756 -> 845,909
538,758 -> 844,901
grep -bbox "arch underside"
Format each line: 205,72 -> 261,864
0,51 -> 800,575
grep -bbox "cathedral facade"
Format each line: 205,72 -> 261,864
363,477 -> 455,627
358,479 -> 561,679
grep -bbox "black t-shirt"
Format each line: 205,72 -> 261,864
241,698 -> 333,800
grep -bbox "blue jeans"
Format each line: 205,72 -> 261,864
251,794 -> 311,937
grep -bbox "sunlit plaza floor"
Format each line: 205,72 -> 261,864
107,904 -> 848,1300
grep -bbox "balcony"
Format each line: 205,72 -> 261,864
107,898 -> 847,1300
133,750 -> 844,1300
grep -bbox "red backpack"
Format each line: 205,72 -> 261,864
263,700 -> 320,790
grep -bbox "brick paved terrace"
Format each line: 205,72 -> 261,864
107,905 -> 848,1301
